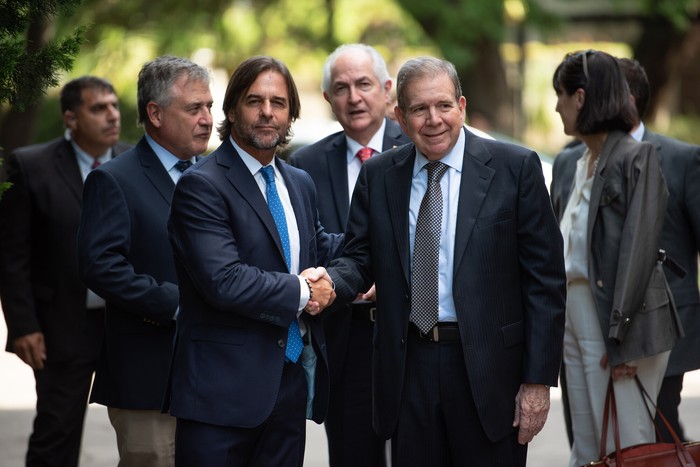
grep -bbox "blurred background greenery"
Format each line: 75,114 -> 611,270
2,0 -> 699,160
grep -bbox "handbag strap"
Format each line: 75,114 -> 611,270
599,375 -> 695,466
599,377 -> 619,460
633,375 -> 695,466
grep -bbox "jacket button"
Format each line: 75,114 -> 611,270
277,339 -> 285,348
596,280 -> 604,288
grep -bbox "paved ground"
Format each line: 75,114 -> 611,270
2,310 -> 699,466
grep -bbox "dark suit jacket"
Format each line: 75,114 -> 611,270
551,130 -> 698,372
289,118 -> 410,382
328,128 -> 567,441
77,136 -> 180,409
289,118 -> 410,233
165,137 -> 344,427
0,137 -> 129,361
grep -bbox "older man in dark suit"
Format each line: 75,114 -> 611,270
77,56 -> 213,467
166,56 -> 343,467
290,43 -> 410,467
0,76 -> 128,467
324,57 -> 566,467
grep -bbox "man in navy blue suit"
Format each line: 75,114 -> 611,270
77,56 -> 214,466
290,44 -> 410,467
166,56 -> 343,467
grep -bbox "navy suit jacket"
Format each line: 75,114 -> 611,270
289,118 -> 410,383
328,128 -> 567,441
165,137 -> 343,427
0,137 -> 129,361
78,136 -> 180,409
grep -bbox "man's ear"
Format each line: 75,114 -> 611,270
146,102 -> 162,128
63,110 -> 76,130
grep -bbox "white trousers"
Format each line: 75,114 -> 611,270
564,280 -> 669,467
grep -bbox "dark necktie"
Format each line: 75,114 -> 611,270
91,159 -> 101,170
175,160 -> 193,173
260,165 -> 303,362
356,147 -> 373,164
410,161 -> 448,334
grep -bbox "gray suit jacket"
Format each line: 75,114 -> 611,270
550,130 -> 683,366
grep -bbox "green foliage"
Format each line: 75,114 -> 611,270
0,0 -> 85,110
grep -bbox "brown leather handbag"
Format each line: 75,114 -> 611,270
582,376 -> 700,466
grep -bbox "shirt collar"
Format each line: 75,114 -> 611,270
229,134 -> 279,178
345,118 -> 387,164
630,121 -> 645,142
145,134 -> 194,171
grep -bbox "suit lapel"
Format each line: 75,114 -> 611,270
385,146 -> 415,285
219,140 -> 288,268
136,138 -> 175,205
453,134 -> 495,275
279,160 -> 310,269
326,135 -> 350,230
587,131 -> 623,251
54,140 -> 83,203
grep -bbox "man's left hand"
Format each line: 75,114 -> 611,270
513,383 -> 550,445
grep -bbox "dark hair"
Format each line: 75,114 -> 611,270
217,56 -> 301,142
552,50 -> 636,135
396,56 -> 462,113
617,57 -> 649,121
137,55 -> 211,127
60,76 -> 116,113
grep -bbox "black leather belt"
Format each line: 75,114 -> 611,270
412,322 -> 460,342
348,302 -> 376,322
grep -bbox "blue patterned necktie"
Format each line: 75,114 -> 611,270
410,161 -> 448,334
260,165 -> 303,363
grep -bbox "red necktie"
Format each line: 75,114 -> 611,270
91,159 -> 101,170
356,147 -> 373,164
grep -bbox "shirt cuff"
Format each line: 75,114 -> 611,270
297,275 -> 310,312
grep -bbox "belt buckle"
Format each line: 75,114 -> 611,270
369,307 -> 376,322
431,326 -> 439,342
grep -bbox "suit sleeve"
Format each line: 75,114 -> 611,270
77,168 -> 178,321
327,164 -> 373,303
0,153 -> 41,339
608,144 -> 668,342
517,152 -> 567,385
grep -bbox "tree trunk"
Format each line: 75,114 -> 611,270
461,37 -> 513,135
631,15 -> 686,123
0,17 -> 51,162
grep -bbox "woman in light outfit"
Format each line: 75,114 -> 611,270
549,50 -> 683,467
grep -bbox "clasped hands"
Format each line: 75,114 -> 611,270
301,267 -> 335,315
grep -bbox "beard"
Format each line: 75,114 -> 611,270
232,116 -> 288,150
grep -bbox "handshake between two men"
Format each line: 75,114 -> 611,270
300,267 -> 377,316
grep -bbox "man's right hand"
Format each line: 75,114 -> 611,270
13,332 -> 46,370
301,267 -> 336,314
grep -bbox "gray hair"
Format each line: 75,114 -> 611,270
396,57 -> 462,112
321,44 -> 391,94
137,55 -> 211,126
